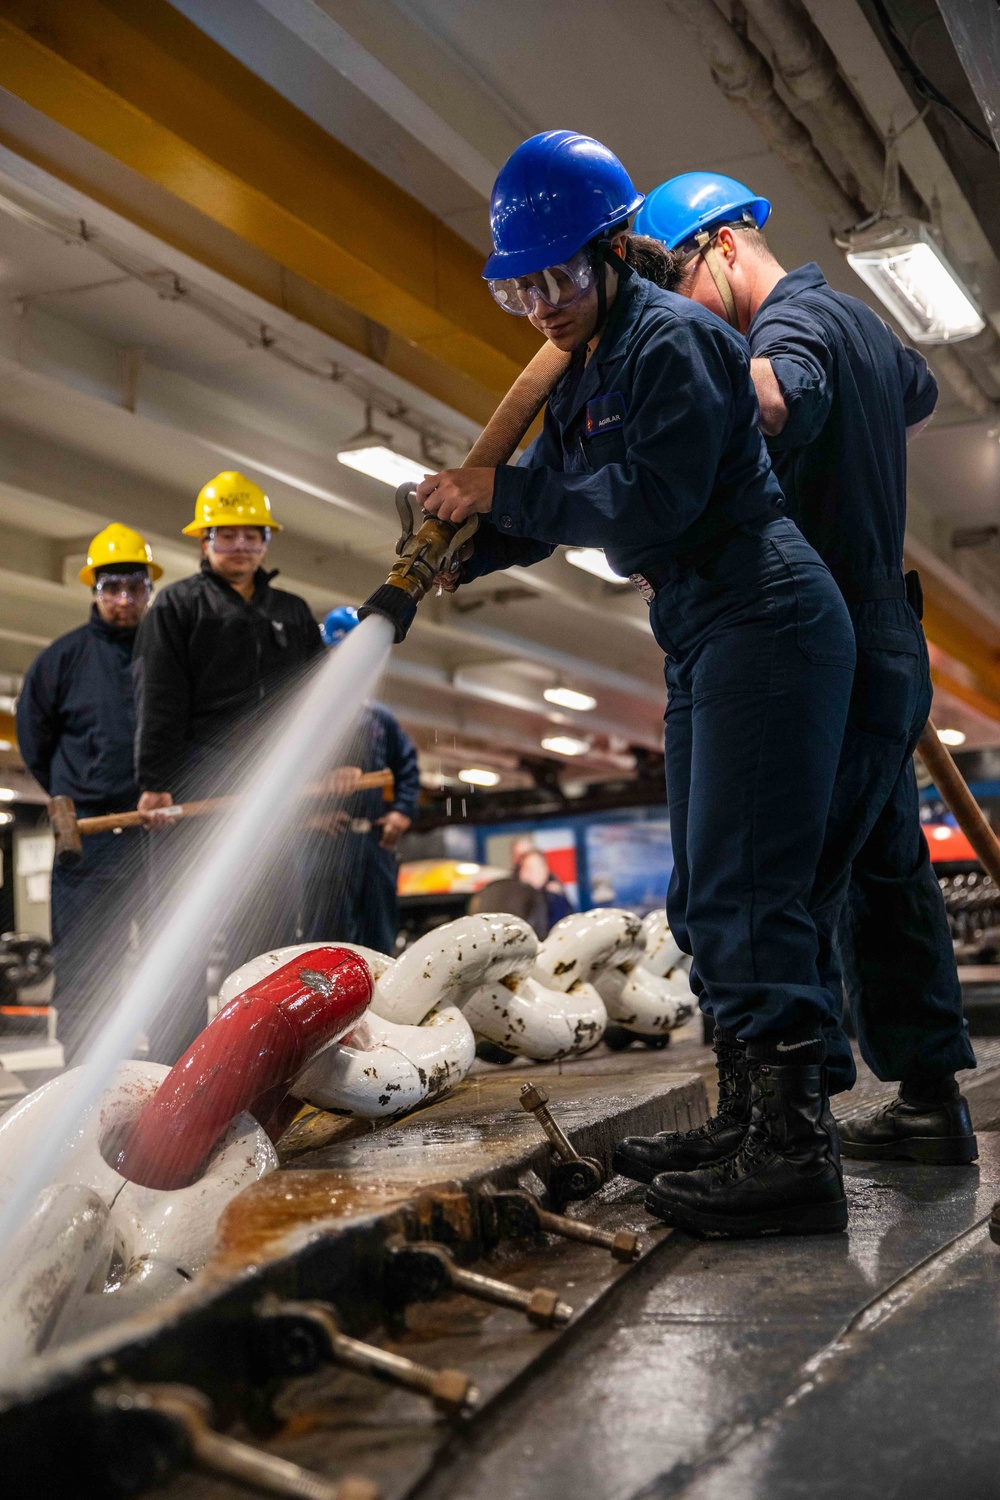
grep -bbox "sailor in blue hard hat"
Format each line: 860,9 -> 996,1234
626,170 -> 976,1170
321,605 -> 360,647
304,606 -> 420,953
415,132 -> 859,1240
633,171 -> 771,330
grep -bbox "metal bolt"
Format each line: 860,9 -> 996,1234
519,1082 -> 578,1162
387,1240 -> 572,1329
257,1299 -> 477,1416
519,1083 -> 606,1204
100,1384 -> 378,1499
491,1189 -> 640,1263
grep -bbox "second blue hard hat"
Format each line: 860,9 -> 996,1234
483,131 -> 645,281
322,605 -> 359,647
634,171 -> 771,251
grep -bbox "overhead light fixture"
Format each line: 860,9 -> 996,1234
0,811 -> 11,826
0,788 -> 15,802
937,727 -> 967,747
932,825 -> 954,841
565,548 -> 629,585
337,407 -> 432,488
843,220 -> 984,345
458,767 -> 500,787
541,734 -> 589,757
543,686 -> 597,712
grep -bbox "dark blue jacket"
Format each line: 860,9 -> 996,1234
352,702 -> 421,824
16,608 -> 139,815
465,270 -> 784,583
747,263 -> 937,597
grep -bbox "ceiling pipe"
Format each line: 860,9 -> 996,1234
664,0 -> 1000,418
742,0 -> 922,215
662,0 -> 862,231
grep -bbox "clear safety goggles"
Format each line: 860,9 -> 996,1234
94,574 -> 152,603
206,526 -> 271,552
488,248 -> 595,316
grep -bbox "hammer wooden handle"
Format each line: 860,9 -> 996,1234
916,720 -> 1000,885
70,769 -> 396,836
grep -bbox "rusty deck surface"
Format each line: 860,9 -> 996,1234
0,1041 -> 709,1499
149,1037 -> 1000,1500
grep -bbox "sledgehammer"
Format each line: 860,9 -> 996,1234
48,768 -> 395,867
916,719 -> 1000,885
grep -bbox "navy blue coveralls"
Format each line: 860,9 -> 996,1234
16,607 -> 142,1057
465,269 -> 856,1046
298,703 -> 420,954
748,263 -> 975,1090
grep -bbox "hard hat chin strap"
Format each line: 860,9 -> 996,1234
695,231 -> 740,329
585,237 -> 631,349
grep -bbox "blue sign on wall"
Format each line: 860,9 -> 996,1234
585,819 -> 673,913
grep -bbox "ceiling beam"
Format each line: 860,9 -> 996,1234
0,0 -> 538,417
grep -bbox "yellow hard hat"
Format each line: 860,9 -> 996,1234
183,470 -> 282,536
79,524 -> 162,587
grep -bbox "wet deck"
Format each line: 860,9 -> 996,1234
153,1038 -> 1000,1500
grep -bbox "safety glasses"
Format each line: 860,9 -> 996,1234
94,574 -> 152,603
206,526 -> 271,552
488,248 -> 595,316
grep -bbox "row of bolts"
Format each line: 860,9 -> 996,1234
98,1085 -> 640,1500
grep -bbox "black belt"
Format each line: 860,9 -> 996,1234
840,570 -> 923,619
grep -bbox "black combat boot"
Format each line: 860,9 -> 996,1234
839,1073 -> 977,1165
612,1028 -> 752,1183
644,1037 -> 847,1238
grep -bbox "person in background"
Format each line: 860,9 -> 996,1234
296,607 -> 420,955
132,472 -> 323,1056
134,471 -> 323,817
516,847 -> 573,930
16,524 -> 160,1058
620,173 -> 976,1179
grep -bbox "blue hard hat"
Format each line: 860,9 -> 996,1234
633,172 -> 771,251
483,131 -> 645,281
322,605 -> 360,647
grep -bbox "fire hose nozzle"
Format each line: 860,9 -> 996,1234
358,484 -> 480,643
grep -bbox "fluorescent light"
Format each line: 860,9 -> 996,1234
845,222 -> 984,344
937,727 -> 967,747
0,788 -> 15,802
565,548 -> 629,585
543,686 -> 597,712
458,767 -> 500,787
0,811 -> 11,826
337,445 -> 431,488
541,734 -> 589,756
455,862 -> 481,875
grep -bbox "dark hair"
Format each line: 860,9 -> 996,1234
624,233 -> 683,290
